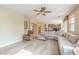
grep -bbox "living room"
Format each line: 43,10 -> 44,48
0,4 -> 79,55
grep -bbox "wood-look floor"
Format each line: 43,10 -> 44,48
0,39 -> 59,55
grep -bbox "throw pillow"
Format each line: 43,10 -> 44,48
68,35 -> 79,44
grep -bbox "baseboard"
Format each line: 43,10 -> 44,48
0,39 -> 22,48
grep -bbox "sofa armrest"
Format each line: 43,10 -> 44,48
57,36 -> 73,55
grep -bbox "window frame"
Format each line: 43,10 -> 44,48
70,16 -> 75,32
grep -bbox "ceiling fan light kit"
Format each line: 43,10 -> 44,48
34,6 -> 51,16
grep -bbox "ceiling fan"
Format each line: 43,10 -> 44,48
33,7 -> 51,16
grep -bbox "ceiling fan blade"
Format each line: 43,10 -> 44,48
44,11 -> 51,13
33,10 -> 40,12
36,13 -> 41,15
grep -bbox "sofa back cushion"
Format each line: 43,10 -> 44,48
57,30 -> 65,36
64,33 -> 70,39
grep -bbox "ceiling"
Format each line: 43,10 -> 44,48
1,4 -> 78,22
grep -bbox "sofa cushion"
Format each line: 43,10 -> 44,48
68,35 -> 79,44
73,39 -> 79,46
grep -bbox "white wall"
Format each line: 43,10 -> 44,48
0,6 -> 24,47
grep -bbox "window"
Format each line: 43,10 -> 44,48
70,16 -> 75,32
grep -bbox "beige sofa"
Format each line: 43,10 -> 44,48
57,32 -> 79,55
